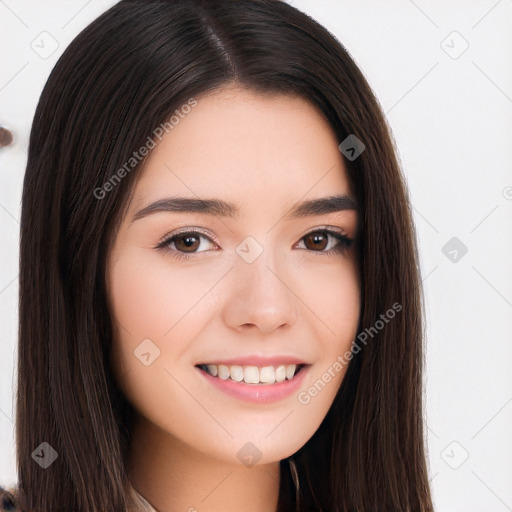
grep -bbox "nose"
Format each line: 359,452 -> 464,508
221,244 -> 299,334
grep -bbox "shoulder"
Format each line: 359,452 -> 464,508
0,485 -> 22,511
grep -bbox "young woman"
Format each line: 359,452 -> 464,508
5,0 -> 434,510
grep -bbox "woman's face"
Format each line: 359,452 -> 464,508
106,85 -> 361,466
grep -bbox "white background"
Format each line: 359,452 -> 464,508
1,1 -> 511,510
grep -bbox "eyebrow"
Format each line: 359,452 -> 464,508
131,194 -> 358,223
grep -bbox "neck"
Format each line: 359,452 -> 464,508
127,414 -> 281,512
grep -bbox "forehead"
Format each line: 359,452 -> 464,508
129,86 -> 352,215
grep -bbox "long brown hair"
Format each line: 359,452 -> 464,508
16,0 -> 433,510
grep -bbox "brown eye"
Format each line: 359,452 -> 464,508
297,229 -> 352,255
156,230 -> 218,260
303,232 -> 328,251
173,233 -> 201,252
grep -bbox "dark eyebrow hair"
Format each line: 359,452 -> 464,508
130,194 -> 358,223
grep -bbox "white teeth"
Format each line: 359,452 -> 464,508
206,364 -> 218,377
285,364 -> 296,380
201,363 -> 300,384
218,364 -> 230,380
275,365 -> 286,383
260,366 -> 275,384
230,365 -> 244,382
244,366 -> 260,384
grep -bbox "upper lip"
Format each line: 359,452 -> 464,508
196,355 -> 309,366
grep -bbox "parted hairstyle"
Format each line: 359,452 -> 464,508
15,0 -> 434,510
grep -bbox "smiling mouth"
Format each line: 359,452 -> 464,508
196,363 -> 305,385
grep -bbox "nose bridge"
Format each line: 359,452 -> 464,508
222,235 -> 299,332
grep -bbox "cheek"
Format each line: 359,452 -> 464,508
107,249 -> 214,339
106,249 -> 220,417
295,256 -> 360,403
299,254 -> 361,344
106,249 -> 220,394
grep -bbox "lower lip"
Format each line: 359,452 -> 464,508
197,365 -> 309,404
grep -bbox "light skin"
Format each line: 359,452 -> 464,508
106,85 -> 361,512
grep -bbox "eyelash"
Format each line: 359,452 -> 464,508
155,227 -> 353,261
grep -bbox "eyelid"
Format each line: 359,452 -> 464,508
304,225 -> 348,237
156,227 -> 219,248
